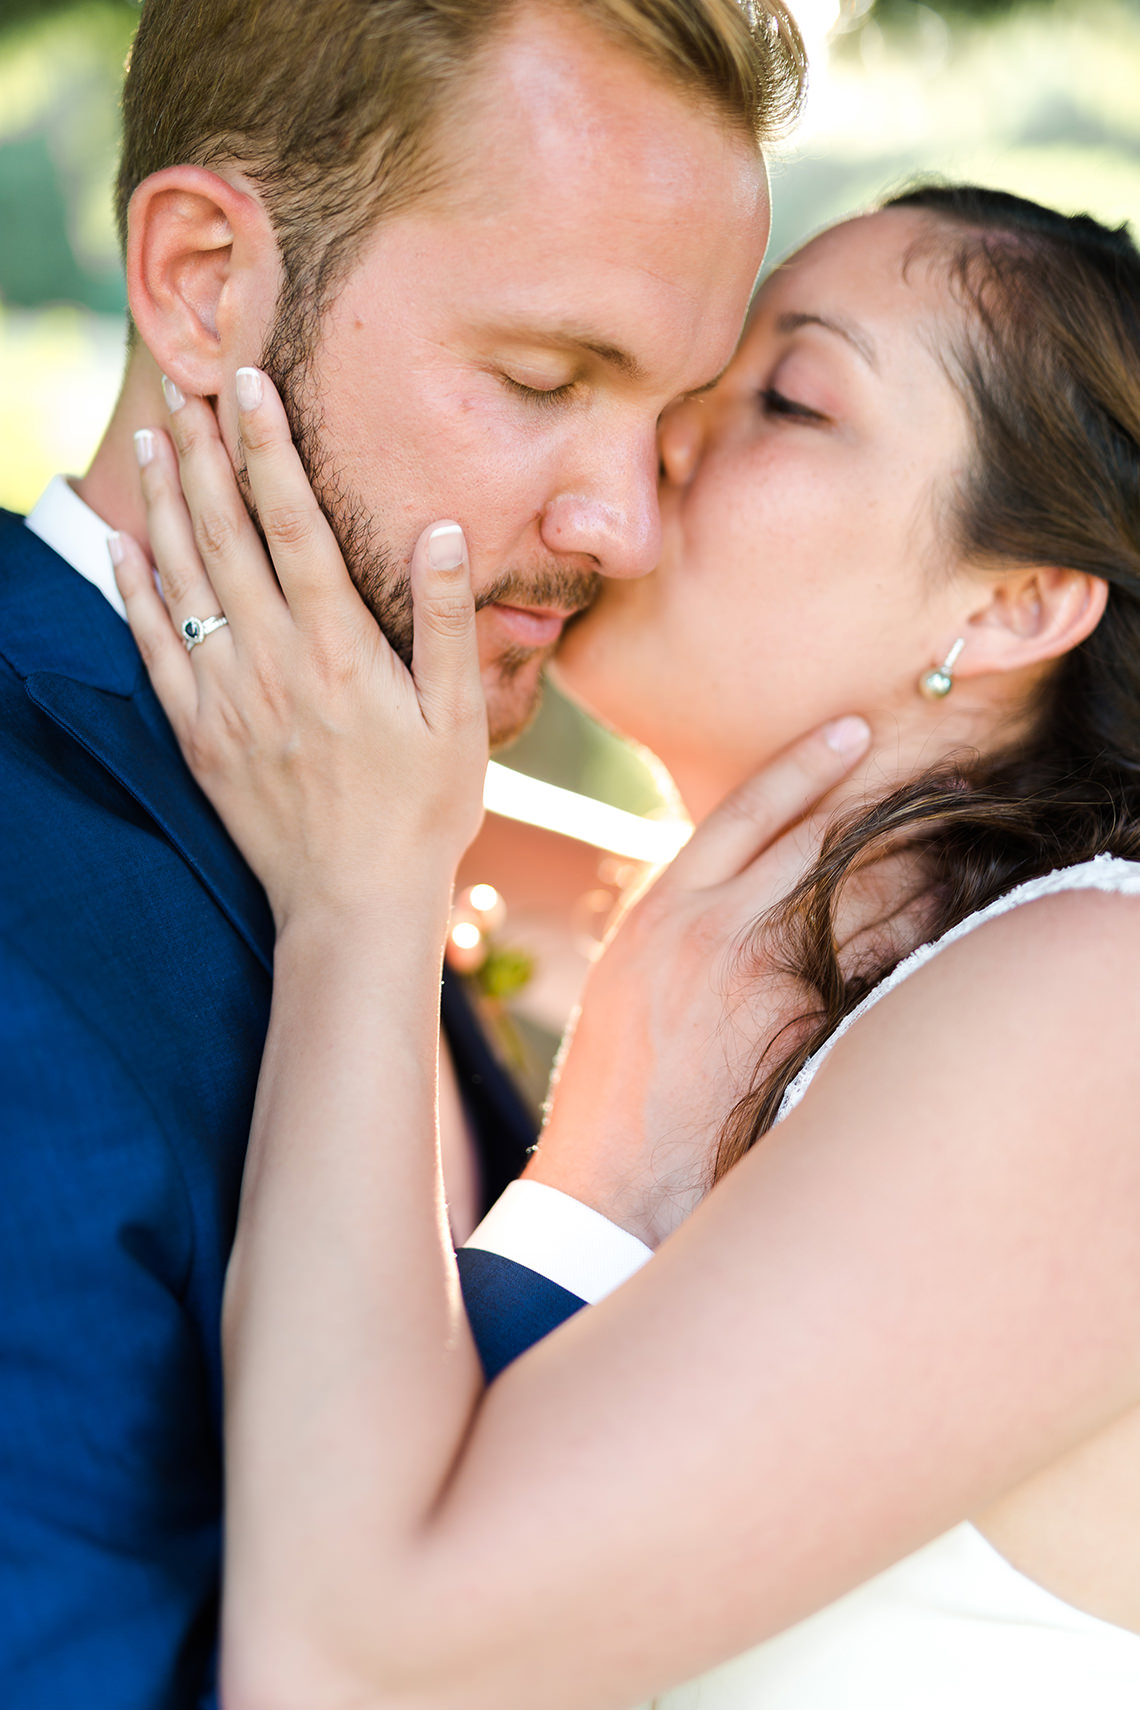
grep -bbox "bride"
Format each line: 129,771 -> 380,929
115,184 -> 1140,1708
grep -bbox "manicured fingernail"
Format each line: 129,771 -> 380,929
236,367 -> 263,412
161,374 -> 185,413
823,715 -> 871,758
107,531 -> 124,568
428,522 -> 465,571
134,429 -> 156,468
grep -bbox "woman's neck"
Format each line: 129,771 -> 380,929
674,687 -> 1036,828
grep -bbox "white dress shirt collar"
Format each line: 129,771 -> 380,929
25,475 -> 126,621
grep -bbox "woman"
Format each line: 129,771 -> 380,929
114,185 -> 1140,1708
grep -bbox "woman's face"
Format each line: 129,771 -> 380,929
554,208 -> 984,818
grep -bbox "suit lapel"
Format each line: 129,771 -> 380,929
2,511 -> 274,974
27,670 -> 274,973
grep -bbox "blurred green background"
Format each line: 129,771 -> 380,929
2,0 -> 1139,811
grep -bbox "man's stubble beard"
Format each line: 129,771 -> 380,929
254,296 -> 601,749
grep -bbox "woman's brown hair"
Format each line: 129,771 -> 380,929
717,184 -> 1140,1178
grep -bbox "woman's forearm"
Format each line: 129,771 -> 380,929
221,884 -> 484,1702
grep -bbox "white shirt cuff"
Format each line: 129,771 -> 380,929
463,1180 -> 653,1305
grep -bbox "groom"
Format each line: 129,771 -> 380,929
0,0 -> 794,1703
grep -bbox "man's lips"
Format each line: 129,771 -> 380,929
482,601 -> 582,649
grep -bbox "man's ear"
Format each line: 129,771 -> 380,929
956,564 -> 1110,680
126,166 -> 280,396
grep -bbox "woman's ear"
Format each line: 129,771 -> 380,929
956,564 -> 1110,680
126,165 -> 281,397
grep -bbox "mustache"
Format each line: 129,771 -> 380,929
474,564 -> 601,618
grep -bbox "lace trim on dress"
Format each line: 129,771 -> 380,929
776,854 -> 1140,1126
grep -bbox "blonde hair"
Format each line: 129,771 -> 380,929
117,0 -> 805,323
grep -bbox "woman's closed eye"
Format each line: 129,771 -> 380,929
759,386 -> 827,423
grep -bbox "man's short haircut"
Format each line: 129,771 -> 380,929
116,0 -> 805,327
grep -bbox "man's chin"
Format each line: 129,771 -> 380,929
483,648 -> 551,750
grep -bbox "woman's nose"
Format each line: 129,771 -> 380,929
658,395 -> 707,488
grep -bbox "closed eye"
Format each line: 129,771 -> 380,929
500,374 -> 578,409
760,387 -> 826,422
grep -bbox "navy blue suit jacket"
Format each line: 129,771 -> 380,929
0,509 -> 533,1708
457,1248 -> 588,1381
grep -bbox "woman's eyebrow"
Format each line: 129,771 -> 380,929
776,311 -> 879,371
684,361 -> 733,400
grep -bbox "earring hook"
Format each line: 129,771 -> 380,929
919,636 -> 965,701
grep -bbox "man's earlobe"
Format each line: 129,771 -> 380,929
126,165 -> 278,396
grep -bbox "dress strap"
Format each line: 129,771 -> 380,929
777,854 -> 1140,1124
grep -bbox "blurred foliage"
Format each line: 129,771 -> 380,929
876,0 -> 1015,14
499,673 -> 677,817
0,0 -> 135,29
477,944 -> 537,1003
0,2 -> 133,310
767,0 -> 1140,271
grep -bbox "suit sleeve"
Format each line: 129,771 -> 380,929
0,940 -> 220,1710
458,1180 -> 653,1380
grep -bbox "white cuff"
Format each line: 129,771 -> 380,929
463,1180 -> 653,1305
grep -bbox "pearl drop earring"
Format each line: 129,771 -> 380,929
918,637 -> 965,701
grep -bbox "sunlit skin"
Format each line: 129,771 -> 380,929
555,206 -> 1105,818
81,3 -> 769,747
115,199 -> 1140,1707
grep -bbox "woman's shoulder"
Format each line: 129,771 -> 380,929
751,851 -> 1140,1312
867,852 -> 1140,1035
779,855 -> 1140,1125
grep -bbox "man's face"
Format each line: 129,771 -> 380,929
263,6 -> 769,746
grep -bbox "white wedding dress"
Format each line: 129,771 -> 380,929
637,854 -> 1140,1709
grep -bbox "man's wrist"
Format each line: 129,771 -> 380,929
463,1180 -> 654,1305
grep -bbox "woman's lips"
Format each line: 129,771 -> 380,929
484,602 -> 574,649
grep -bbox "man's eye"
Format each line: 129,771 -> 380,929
500,374 -> 577,409
760,387 -> 824,422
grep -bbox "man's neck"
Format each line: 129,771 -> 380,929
76,346 -> 173,552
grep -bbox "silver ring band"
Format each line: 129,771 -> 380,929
181,612 -> 229,652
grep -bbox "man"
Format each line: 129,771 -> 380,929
0,0 -> 800,1703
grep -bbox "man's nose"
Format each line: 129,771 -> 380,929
540,426 -> 662,580
658,394 -> 708,489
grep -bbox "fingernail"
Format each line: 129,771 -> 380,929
236,367 -> 263,412
107,531 -> 124,568
823,715 -> 871,758
134,428 -> 156,468
428,522 -> 465,571
161,374 -> 185,413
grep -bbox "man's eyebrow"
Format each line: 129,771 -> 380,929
503,327 -> 649,381
776,311 -> 878,371
495,327 -> 728,394
571,334 -> 648,381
